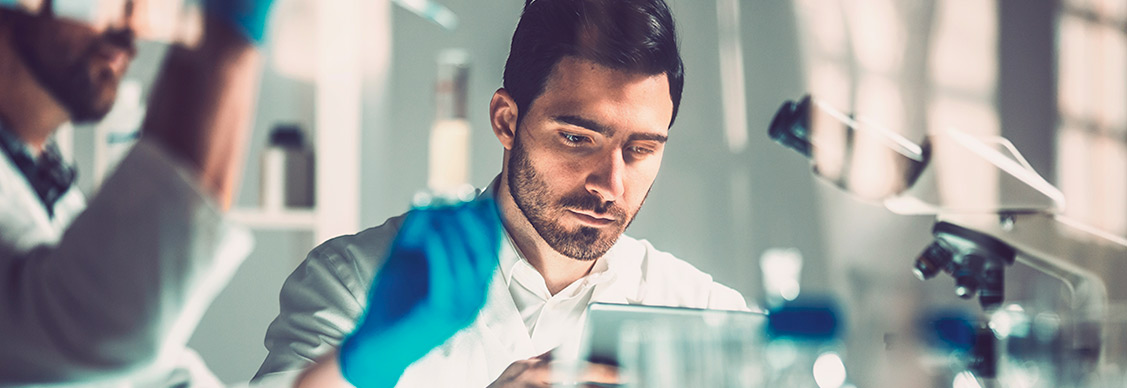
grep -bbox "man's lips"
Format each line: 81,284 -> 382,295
567,209 -> 616,226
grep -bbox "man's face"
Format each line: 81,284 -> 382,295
507,57 -> 673,261
8,3 -> 137,123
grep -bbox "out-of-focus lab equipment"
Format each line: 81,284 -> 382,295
588,304 -> 766,388
769,94 -> 1127,387
390,0 -> 457,31
578,301 -> 852,388
261,124 -> 314,211
428,49 -> 472,195
576,303 -> 766,367
762,301 -> 850,388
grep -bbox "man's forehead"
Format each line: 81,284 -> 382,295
533,57 -> 675,133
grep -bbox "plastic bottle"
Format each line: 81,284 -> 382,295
428,49 -> 472,195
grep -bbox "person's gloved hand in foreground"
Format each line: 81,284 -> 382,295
204,0 -> 276,45
296,197 -> 502,388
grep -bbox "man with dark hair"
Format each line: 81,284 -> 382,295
254,0 -> 747,386
0,0 -> 274,385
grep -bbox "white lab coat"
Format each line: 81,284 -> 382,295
252,177 -> 748,387
0,139 -> 252,387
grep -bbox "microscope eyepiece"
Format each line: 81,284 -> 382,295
768,96 -> 814,158
914,240 -> 955,281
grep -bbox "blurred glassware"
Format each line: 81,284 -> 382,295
912,309 -> 995,388
760,247 -> 804,307
616,318 -> 765,388
990,303 -> 1127,388
391,0 -> 457,30
763,299 -> 853,388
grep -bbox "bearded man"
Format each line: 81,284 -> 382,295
253,0 -> 748,386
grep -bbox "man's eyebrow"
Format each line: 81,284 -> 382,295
628,132 -> 669,143
553,115 -> 615,137
553,115 -> 667,143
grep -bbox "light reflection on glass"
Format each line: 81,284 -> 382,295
952,371 -> 983,388
813,351 -> 847,388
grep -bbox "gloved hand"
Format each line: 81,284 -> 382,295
339,197 -> 502,388
204,0 -> 277,45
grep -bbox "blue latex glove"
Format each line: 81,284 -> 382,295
204,0 -> 276,45
339,198 -> 502,388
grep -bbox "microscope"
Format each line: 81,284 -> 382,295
768,95 -> 1127,385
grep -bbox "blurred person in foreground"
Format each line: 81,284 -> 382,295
255,0 -> 749,386
0,0 -> 274,385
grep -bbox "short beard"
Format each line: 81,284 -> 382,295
35,57 -> 115,123
10,16 -> 124,123
507,129 -> 643,261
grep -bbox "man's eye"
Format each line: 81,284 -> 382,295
628,146 -> 655,156
560,133 -> 590,145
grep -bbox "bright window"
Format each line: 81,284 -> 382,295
1057,0 -> 1127,236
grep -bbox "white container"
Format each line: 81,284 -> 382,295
428,49 -> 472,195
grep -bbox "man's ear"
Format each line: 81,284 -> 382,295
490,88 -> 518,150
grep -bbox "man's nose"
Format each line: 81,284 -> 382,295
585,150 -> 626,203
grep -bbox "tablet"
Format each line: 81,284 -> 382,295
577,303 -> 766,365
